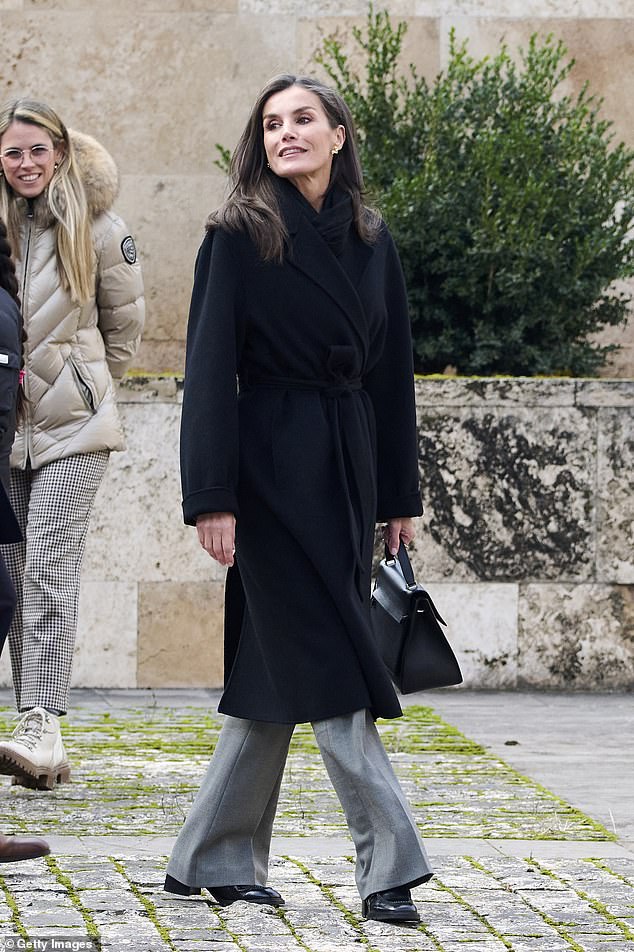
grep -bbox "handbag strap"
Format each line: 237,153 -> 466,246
384,541 -> 417,589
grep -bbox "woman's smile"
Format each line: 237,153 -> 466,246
263,85 -> 345,207
0,120 -> 62,198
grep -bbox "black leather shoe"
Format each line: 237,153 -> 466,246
164,874 -> 201,896
362,887 -> 420,923
164,876 -> 284,907
210,885 -> 285,907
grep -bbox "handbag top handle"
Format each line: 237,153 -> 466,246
384,541 -> 417,590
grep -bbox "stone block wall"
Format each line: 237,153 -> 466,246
1,376 -> 630,693
412,377 -> 634,689
1,0 -> 633,375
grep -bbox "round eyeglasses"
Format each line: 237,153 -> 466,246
1,145 -> 53,167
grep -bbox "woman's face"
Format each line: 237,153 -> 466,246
0,120 -> 63,199
262,86 -> 345,200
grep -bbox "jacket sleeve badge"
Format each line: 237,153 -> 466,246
121,236 -> 137,264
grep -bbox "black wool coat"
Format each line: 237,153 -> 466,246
180,186 -> 422,724
0,287 -> 21,654
0,286 -> 20,525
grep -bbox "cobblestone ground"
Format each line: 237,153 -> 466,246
1,851 -> 633,951
0,702 -> 631,952
0,706 -> 610,840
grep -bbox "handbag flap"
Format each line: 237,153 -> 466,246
371,558 -> 410,622
372,555 -> 447,627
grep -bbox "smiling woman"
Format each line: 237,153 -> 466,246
0,98 -> 144,793
164,73 -> 433,926
262,86 -> 345,209
0,122 -> 62,199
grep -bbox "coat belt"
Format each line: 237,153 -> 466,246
239,374 -> 362,398
239,372 -> 368,583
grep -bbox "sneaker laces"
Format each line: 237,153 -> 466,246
10,710 -> 46,751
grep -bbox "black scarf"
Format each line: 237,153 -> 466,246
276,177 -> 354,257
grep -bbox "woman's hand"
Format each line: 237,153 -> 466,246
196,512 -> 236,566
383,517 -> 416,556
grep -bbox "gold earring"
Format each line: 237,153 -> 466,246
331,147 -> 340,156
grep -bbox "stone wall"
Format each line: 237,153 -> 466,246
412,377 -> 633,689
1,0 -> 633,375
1,376 -> 630,692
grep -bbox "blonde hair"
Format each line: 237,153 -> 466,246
0,98 -> 94,303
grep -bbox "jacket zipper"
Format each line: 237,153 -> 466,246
18,201 -> 34,468
69,359 -> 97,413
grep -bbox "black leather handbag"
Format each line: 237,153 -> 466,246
370,542 -> 463,693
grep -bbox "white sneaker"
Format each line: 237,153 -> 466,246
0,708 -> 71,790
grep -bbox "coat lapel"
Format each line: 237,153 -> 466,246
283,197 -> 375,362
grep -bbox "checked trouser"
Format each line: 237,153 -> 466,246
0,451 -> 108,714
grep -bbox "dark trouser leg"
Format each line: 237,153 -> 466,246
0,554 -> 16,657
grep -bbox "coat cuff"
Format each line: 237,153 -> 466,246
376,491 -> 423,523
182,487 -> 239,526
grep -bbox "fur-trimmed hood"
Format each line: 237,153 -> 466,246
68,129 -> 119,218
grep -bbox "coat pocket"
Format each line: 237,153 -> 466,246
69,357 -> 97,413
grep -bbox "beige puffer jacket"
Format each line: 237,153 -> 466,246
11,130 -> 145,470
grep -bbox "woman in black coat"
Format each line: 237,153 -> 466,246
165,75 -> 432,923
0,219 -> 50,862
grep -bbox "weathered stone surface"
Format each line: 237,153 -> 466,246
73,581 -> 138,688
24,0 -> 234,7
421,0 -> 632,15
422,582 -> 519,687
576,378 -> 634,408
298,15 -> 440,79
137,580 -> 224,687
518,583 -> 634,688
415,376 -> 577,409
117,375 -> 181,403
117,174 -> 222,377
597,407 -> 634,584
416,405 -> 596,582
83,402 -> 217,585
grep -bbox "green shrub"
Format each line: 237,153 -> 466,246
316,9 -> 634,375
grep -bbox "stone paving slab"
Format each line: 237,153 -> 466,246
0,705 -> 612,842
0,696 -> 631,951
0,852 -> 633,951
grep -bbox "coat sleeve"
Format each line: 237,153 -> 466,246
94,212 -> 145,377
180,228 -> 244,525
363,229 -> 423,522
0,294 -> 21,495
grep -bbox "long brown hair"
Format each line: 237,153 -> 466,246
210,74 -> 381,262
0,98 -> 94,303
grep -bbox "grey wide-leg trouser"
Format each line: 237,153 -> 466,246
167,708 -> 433,900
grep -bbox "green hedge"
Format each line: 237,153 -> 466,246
316,10 -> 634,375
